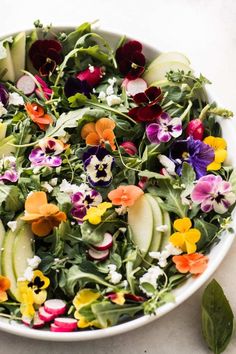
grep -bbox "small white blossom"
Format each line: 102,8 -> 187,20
139,266 -> 163,296
7,221 -> 17,232
8,92 -> 24,106
108,264 -> 122,284
106,95 -> 121,107
27,255 -> 41,269
42,181 -> 54,193
0,102 -> 7,117
59,179 -> 80,195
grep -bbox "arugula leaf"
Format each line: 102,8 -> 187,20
202,279 -> 234,354
155,180 -> 188,217
0,185 -> 22,211
194,218 -> 218,250
61,22 -> 91,54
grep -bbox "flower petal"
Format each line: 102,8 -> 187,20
25,191 -> 48,214
174,217 -> 192,233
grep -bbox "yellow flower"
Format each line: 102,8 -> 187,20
17,281 -> 35,318
83,202 -> 112,225
73,289 -> 101,329
169,217 -> 201,254
204,136 -> 227,170
108,292 -> 126,305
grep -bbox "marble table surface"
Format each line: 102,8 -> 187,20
0,0 -> 236,353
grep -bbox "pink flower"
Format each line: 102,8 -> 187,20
76,66 -> 104,88
35,75 -> 53,100
191,174 -> 236,214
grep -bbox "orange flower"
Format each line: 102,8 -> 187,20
0,275 -> 11,302
21,191 -> 67,237
25,102 -> 53,131
108,185 -> 144,207
172,253 -> 208,275
81,118 -> 116,150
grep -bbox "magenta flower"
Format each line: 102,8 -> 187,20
35,75 -> 53,100
116,40 -> 146,79
0,156 -> 18,183
76,66 -> 104,88
29,148 -> 62,168
191,174 -> 236,214
146,113 -> 182,144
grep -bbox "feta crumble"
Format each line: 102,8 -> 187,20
7,221 -> 17,232
139,266 -> 163,296
8,92 -> 24,106
22,267 -> 34,282
59,179 -> 80,195
108,264 -> 122,284
0,102 -> 7,117
106,94 -> 121,107
42,181 -> 54,193
88,64 -> 95,73
149,242 -> 182,268
27,255 -> 41,269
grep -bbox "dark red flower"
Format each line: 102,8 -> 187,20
76,66 -> 104,87
116,40 -> 146,79
64,77 -> 91,98
29,40 -> 63,76
128,86 -> 163,122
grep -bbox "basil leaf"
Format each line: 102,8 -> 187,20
201,279 -> 234,354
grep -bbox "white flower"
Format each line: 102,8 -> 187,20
106,95 -> 121,107
0,102 -> 7,117
158,155 -> 176,176
59,179 -> 80,195
139,266 -> 163,296
8,92 -> 24,106
42,181 -> 54,193
22,267 -> 34,281
27,255 -> 41,269
7,221 -> 17,232
108,264 -> 122,284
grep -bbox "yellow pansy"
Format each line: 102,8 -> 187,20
73,289 -> 101,329
204,136 -> 227,170
107,291 -> 126,305
17,281 -> 36,318
74,310 -> 102,329
83,202 -> 112,225
169,217 -> 201,254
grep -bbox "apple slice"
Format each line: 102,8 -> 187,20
159,209 -> 172,251
11,31 -> 26,81
148,51 -> 190,69
143,61 -> 192,85
0,135 -> 16,158
0,42 -> 15,82
0,220 -> 5,274
128,194 -> 153,258
0,122 -> 7,140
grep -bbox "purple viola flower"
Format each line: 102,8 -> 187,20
169,136 -> 214,179
191,174 -> 236,214
0,156 -> 18,183
83,146 -> 114,187
146,113 -> 182,144
64,77 -> 91,98
29,147 -> 62,167
0,84 -> 9,106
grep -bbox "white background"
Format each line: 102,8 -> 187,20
0,0 -> 236,353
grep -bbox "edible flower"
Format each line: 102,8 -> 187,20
83,202 -> 112,225
0,275 -> 11,302
128,86 -> 162,122
21,191 -> 67,236
77,66 -> 104,87
106,292 -> 125,305
25,102 -> 53,131
203,136 -> 227,170
34,75 -> 53,100
0,156 -> 19,183
17,270 -> 50,318
186,118 -> 204,140
172,253 -> 208,274
71,184 -> 102,223
73,289 -> 101,328
0,83 -> 9,106
29,39 -> 63,76
169,136 -> 214,179
64,77 -> 91,98
120,141 -> 137,155
83,146 -> 114,187
108,185 -> 144,207
146,112 -> 182,144
116,40 -> 146,79
169,217 -> 201,254
81,118 -> 116,150
191,174 -> 236,214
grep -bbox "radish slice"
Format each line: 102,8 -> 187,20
126,78 -> 147,96
50,323 -> 76,332
54,317 -> 77,330
22,313 -> 45,329
16,75 -> 36,96
44,299 -> 66,316
92,232 -> 113,251
38,306 -> 55,322
88,248 -> 109,261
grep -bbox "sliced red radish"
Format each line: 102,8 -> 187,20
50,323 -> 76,332
22,313 -> 45,329
126,78 -> 147,96
38,306 -> 55,322
92,232 -> 113,251
44,299 -> 66,316
16,75 -> 36,96
88,248 -> 109,261
54,317 -> 77,331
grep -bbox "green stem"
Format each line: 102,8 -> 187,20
199,104 -> 210,121
180,100 -> 192,120
0,313 -> 22,321
88,101 -> 137,124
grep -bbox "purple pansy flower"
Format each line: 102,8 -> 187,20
169,136 -> 214,179
0,156 -> 18,183
83,146 -> 114,187
29,147 -> 62,167
146,113 -> 182,144
70,184 -> 102,223
191,174 -> 236,213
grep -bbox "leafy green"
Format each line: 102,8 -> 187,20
61,22 -> 91,54
0,185 -> 22,211
194,218 -> 218,250
202,279 -> 234,354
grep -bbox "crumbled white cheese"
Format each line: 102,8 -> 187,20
0,102 -> 7,117
42,181 -> 54,193
158,155 -> 176,176
7,221 -> 17,232
98,91 -> 106,100
115,206 -> 128,215
149,243 -> 182,268
108,264 -> 122,284
106,94 -> 121,107
156,224 -> 168,232
23,267 -> 34,281
8,92 -> 24,106
106,77 -> 117,96
27,255 -> 41,269
139,266 -> 163,296
50,178 -> 58,186
59,179 -> 80,195
108,77 -> 117,85
88,64 -> 95,73
165,243 -> 182,256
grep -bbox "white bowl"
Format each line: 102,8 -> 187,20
0,27 -> 235,341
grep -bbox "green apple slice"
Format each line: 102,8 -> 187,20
0,135 -> 16,158
143,61 -> 192,85
26,30 -> 38,74
148,51 -> 190,69
0,42 -> 15,82
128,194 -> 153,258
13,223 -> 34,279
0,122 -> 7,141
160,209 -> 172,250
11,31 -> 26,80
0,220 -> 6,274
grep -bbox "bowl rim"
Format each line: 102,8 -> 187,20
0,25 -> 235,342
